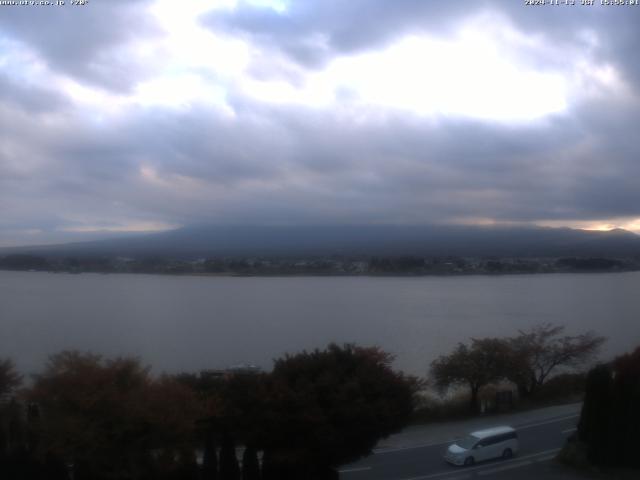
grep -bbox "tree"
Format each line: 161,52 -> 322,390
259,343 -> 419,478
0,359 -> 27,478
507,324 -> 606,398
219,430 -> 241,480
577,346 -> 640,467
201,430 -> 219,480
26,351 -> 203,480
430,338 -> 512,412
241,446 -> 260,480
0,358 -> 22,398
611,346 -> 640,466
145,374 -> 205,467
578,364 -> 613,465
177,369 -> 266,479
0,254 -> 49,271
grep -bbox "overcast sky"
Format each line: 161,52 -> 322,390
1,0 -> 639,246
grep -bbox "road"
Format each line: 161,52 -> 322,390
339,411 -> 580,480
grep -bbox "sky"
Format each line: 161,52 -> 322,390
1,0 -> 640,247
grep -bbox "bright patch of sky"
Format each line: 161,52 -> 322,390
6,1 -> 617,123
145,4 -> 572,122
541,219 -> 640,234
59,221 -> 179,234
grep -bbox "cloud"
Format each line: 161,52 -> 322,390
204,0 -> 476,69
0,0 -> 159,92
0,72 -> 70,113
1,0 -> 640,246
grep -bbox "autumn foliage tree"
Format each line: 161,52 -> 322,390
430,338 -> 512,412
26,351 -> 203,480
8,344 -> 418,479
257,344 -> 420,479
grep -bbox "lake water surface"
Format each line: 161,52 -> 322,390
1,271 -> 639,376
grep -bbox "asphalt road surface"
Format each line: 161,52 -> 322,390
339,412 -> 579,480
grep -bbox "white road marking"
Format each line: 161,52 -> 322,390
534,454 -> 558,462
339,466 -> 372,474
374,414 -> 579,455
562,427 -> 577,434
516,414 -> 579,431
477,460 -> 532,475
375,439 -> 454,454
401,448 -> 561,480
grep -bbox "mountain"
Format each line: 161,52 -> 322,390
2,225 -> 640,259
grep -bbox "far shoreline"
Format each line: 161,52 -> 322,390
1,266 -> 639,279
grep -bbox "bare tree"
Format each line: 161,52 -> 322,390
430,338 -> 512,412
507,323 -> 606,397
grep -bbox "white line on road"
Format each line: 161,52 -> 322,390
477,460 -> 532,475
562,427 -> 577,434
373,414 -> 579,455
401,448 -> 561,480
339,466 -> 372,473
516,414 -> 579,431
534,454 -> 558,462
374,439 -> 453,454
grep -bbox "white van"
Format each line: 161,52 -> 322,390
444,426 -> 518,466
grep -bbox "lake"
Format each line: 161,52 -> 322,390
1,270 -> 639,376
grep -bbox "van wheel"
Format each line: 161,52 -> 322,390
464,457 -> 475,466
502,448 -> 513,459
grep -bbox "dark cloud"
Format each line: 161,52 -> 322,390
206,1 -> 640,85
494,4 -> 640,87
0,73 -> 70,113
3,87 -> 640,243
0,0 -> 158,92
61,104 -> 640,220
203,0 -> 476,69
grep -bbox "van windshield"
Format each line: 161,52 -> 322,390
456,435 -> 480,450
